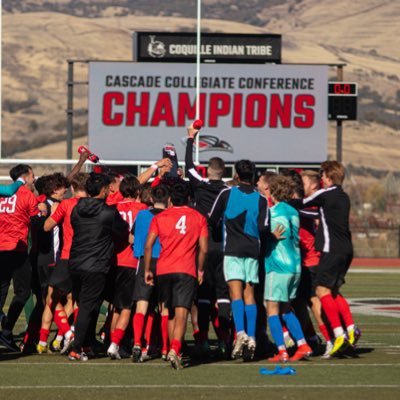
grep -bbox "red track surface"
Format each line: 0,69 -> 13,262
351,258 -> 400,267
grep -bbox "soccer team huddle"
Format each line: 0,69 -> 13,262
0,124 -> 361,369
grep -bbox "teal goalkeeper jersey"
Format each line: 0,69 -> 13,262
265,202 -> 301,274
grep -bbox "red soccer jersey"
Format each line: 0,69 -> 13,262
115,200 -> 147,268
51,197 -> 79,260
106,191 -> 124,206
0,186 -> 40,252
299,209 -> 321,268
149,206 -> 208,277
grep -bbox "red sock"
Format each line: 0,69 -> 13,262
110,328 -> 125,346
54,310 -> 71,336
133,313 -> 145,347
73,308 -> 79,324
319,324 -> 332,342
320,294 -> 342,330
161,315 -> 169,353
334,294 -> 354,329
144,312 -> 155,347
39,328 -> 50,343
170,339 -> 182,355
210,305 -> 221,340
282,325 -> 289,334
23,322 -> 40,345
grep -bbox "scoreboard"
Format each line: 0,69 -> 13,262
328,82 -> 358,120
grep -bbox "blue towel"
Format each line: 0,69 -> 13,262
259,366 -> 296,375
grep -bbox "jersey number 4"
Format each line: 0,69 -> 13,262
175,215 -> 187,234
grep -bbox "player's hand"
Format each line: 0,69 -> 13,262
145,271 -> 154,286
187,123 -> 200,139
197,269 -> 204,285
272,224 -> 286,241
156,158 -> 173,169
177,168 -> 184,179
78,150 -> 90,163
38,202 -> 48,217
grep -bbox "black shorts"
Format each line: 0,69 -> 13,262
48,259 -> 72,294
197,246 -> 229,302
37,263 -> 55,296
296,266 -> 318,299
112,266 -> 137,310
103,266 -> 117,303
157,273 -> 197,310
316,252 -> 353,290
133,258 -> 157,303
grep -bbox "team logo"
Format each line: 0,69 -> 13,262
181,135 -> 233,153
147,35 -> 166,58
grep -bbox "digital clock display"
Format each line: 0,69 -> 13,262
328,82 -> 357,96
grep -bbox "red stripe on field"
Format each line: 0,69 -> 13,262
351,258 -> 400,268
375,307 -> 400,312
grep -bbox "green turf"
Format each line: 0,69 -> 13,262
1,272 -> 400,400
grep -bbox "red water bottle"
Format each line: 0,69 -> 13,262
78,146 -> 99,163
193,119 -> 203,130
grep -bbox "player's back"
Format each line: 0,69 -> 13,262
151,206 -> 208,277
265,202 -> 300,275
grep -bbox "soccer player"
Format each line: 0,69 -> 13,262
185,123 -> 231,358
68,173 -> 129,361
38,173 -> 89,354
106,176 -> 147,360
131,185 -> 169,362
209,160 -> 269,361
0,164 -> 46,351
144,182 -> 208,369
293,161 -> 360,356
263,175 -> 312,362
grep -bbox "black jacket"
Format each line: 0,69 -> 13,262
69,197 -> 129,274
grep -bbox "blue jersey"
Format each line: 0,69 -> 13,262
209,184 -> 269,259
133,208 -> 163,259
265,202 -> 300,274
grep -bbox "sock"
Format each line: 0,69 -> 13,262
334,294 -> 355,331
110,328 -> 125,346
320,294 -> 345,337
144,312 -> 155,347
56,331 -> 63,342
231,299 -> 245,334
170,339 -> 182,355
198,301 -> 211,339
210,304 -> 221,340
133,313 -> 145,347
161,315 -> 169,353
39,328 -> 50,345
217,301 -> 231,343
244,304 -> 257,339
54,310 -> 71,336
319,324 -> 332,342
268,315 -> 285,350
282,312 -> 306,345
193,329 -> 201,344
23,322 -> 40,345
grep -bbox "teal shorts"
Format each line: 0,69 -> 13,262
264,272 -> 300,302
223,256 -> 259,284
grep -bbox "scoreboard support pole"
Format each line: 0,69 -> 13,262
336,65 -> 343,163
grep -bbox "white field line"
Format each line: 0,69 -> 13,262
0,384 -> 400,389
0,362 -> 400,367
349,269 -> 400,274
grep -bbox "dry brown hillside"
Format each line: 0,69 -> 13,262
1,1 -> 399,176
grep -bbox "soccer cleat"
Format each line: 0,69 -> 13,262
161,351 -> 168,361
243,337 -> 256,361
168,349 -> 183,370
36,343 -> 49,354
132,345 -> 142,363
68,351 -> 89,362
217,341 -> 229,359
60,334 -> 74,355
321,341 -> 333,359
107,343 -> 121,360
231,332 -> 249,359
51,339 -> 62,352
284,333 -> 295,349
329,335 -> 349,356
348,327 -> 361,347
290,343 -> 313,361
268,349 -> 289,363
0,332 -> 20,353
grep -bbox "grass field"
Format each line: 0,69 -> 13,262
1,270 -> 399,400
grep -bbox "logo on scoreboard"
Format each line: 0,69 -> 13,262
147,36 -> 166,58
181,135 -> 233,153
